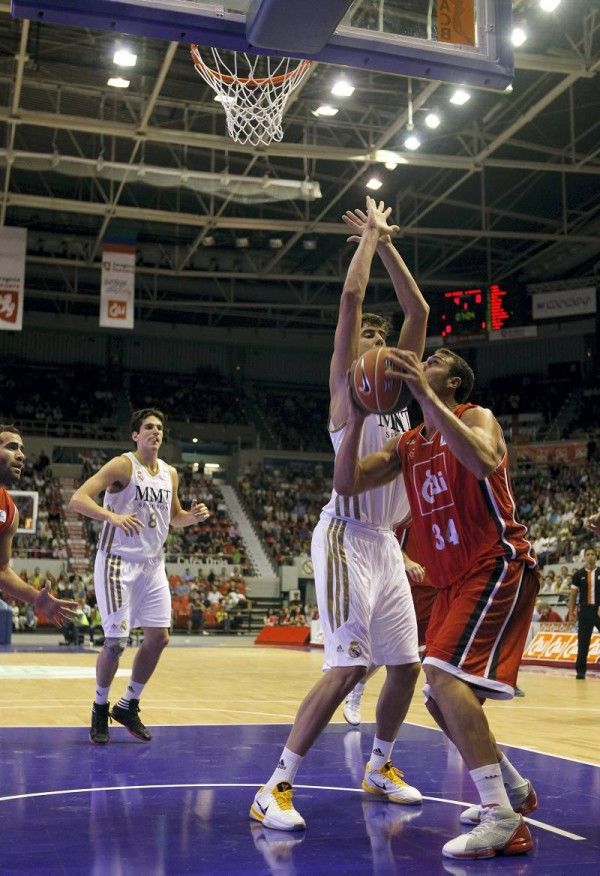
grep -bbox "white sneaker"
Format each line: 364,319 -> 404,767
443,806 -> 533,859
343,686 -> 363,725
250,782 -> 306,831
362,760 -> 422,805
460,780 -> 538,825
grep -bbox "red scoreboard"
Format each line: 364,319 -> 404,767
439,283 -> 513,339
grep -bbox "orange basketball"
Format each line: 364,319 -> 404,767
350,346 -> 406,414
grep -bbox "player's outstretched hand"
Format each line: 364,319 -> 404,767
342,196 -> 399,244
190,502 -> 210,522
33,583 -> 79,627
584,512 -> 600,536
108,511 -> 142,535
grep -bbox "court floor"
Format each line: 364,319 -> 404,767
0,640 -> 598,874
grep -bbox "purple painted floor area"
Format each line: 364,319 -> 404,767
0,723 -> 598,875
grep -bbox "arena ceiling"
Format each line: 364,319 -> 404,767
0,0 -> 599,331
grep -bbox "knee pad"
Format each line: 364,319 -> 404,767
103,637 -> 128,658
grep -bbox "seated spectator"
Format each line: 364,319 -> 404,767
537,602 -> 564,623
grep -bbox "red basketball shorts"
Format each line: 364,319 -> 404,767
423,557 -> 539,699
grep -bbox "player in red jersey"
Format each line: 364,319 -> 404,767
0,425 -> 78,624
333,349 -> 539,861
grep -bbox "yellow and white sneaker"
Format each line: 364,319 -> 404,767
250,782 -> 306,831
362,760 -> 422,805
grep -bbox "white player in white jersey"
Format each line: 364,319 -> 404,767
69,408 -> 209,744
251,197 -> 430,831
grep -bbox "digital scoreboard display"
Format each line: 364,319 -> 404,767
439,283 -> 513,339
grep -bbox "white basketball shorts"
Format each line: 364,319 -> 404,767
311,514 -> 418,668
94,551 -> 171,636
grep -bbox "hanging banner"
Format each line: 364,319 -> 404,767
513,440 -> 587,466
100,242 -> 135,329
532,287 -> 596,320
0,227 -> 27,331
437,0 -> 476,47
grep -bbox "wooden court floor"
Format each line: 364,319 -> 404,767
0,643 -> 597,764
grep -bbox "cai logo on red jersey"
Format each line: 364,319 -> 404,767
412,452 -> 455,517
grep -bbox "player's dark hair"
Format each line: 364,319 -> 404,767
361,312 -> 391,340
130,408 -> 165,434
436,348 -> 475,403
0,424 -> 22,439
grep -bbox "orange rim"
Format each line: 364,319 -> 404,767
190,44 -> 311,88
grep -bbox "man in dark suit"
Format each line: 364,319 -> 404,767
568,547 -> 600,679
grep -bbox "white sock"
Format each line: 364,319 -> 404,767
265,747 -> 303,789
369,736 -> 395,770
94,685 -> 110,706
117,679 -> 145,708
498,753 -> 527,790
470,763 -> 511,808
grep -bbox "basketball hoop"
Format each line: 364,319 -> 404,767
191,45 -> 312,147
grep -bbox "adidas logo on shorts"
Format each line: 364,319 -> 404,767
336,645 -> 343,653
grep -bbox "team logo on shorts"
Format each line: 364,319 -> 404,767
0,510 -> 6,523
120,620 -> 128,632
348,640 -> 362,658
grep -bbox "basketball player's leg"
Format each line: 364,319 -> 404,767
90,551 -> 131,743
364,548 -> 421,804
423,561 -> 539,858
111,559 -> 171,741
343,662 -> 379,725
251,518 -> 372,830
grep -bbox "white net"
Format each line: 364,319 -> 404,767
191,46 -> 312,147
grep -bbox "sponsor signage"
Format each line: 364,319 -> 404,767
523,630 -> 600,666
0,227 -> 26,331
532,286 -> 596,320
514,441 -> 587,466
100,242 -> 135,329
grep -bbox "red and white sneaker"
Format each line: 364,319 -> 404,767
460,780 -> 538,825
443,806 -> 533,860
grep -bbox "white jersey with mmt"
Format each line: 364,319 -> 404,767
97,452 -> 173,561
322,408 -> 411,529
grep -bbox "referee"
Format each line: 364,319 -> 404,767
568,547 -> 600,679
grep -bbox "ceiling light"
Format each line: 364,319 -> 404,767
269,238 -> 283,249
113,48 -> 137,67
366,177 -> 383,191
235,237 -> 249,248
511,27 -> 527,47
404,134 -> 421,151
425,112 -> 441,129
303,239 -> 317,250
504,83 -> 514,94
449,88 -> 470,106
201,236 -> 215,247
384,160 -> 398,171
331,78 -> 354,98
539,0 -> 561,11
312,105 -> 338,117
192,437 -> 198,444
107,76 -> 130,88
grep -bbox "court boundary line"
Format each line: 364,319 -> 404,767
0,781 -> 585,841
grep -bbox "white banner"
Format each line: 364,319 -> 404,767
532,286 -> 596,320
100,243 -> 135,329
0,227 -> 26,331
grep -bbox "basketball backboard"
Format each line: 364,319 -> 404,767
11,0 -> 513,89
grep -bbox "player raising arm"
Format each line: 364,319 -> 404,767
0,426 -> 78,625
334,348 -> 540,862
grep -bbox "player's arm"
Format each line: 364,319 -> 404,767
68,456 -> 142,535
330,197 -> 399,427
333,404 -> 402,496
0,515 -> 78,623
169,468 -> 210,528
385,349 -> 505,479
342,209 -> 429,358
